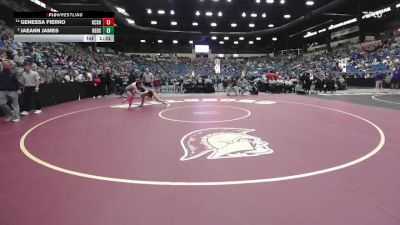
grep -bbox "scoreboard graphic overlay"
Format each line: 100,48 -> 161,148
14,12 -> 114,43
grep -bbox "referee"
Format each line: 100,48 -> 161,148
20,62 -> 42,116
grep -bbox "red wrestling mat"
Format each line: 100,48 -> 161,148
1,94 -> 400,225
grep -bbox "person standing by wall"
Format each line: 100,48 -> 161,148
0,61 -> 21,122
385,72 -> 392,89
43,64 -> 54,84
106,68 -> 113,95
20,62 -> 42,115
392,66 -> 400,89
153,75 -> 161,93
222,77 -> 228,93
143,68 -> 154,88
93,74 -> 102,98
98,67 -> 107,97
128,69 -> 139,84
375,71 -> 384,89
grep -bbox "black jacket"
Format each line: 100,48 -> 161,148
0,69 -> 20,91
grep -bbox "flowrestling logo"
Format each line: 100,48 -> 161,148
180,128 -> 273,161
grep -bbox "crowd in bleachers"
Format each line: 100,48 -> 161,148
219,59 -> 245,77
158,56 -> 190,77
130,57 -> 165,77
195,60 -> 214,77
245,39 -> 400,90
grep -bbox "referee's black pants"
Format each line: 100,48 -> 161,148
21,86 -> 41,112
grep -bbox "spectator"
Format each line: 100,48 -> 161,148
226,78 -> 238,96
42,64 -> 54,83
13,49 -> 25,67
64,65 -> 77,82
315,77 -> 324,93
323,77 -> 335,93
0,61 -> 21,122
375,71 -> 384,89
237,77 -> 249,95
128,69 -> 139,84
92,74 -> 102,98
249,82 -> 259,95
100,68 -> 112,96
153,75 -> 161,93
392,66 -> 400,89
76,71 -> 92,82
222,77 -> 228,92
204,77 -> 212,84
284,77 -> 294,93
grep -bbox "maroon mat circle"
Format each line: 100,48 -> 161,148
23,99 -> 382,183
159,105 -> 250,123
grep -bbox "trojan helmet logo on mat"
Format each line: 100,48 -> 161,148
180,128 -> 273,161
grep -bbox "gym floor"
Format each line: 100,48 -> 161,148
1,90 -> 399,225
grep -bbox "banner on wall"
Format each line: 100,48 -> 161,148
338,58 -> 349,72
360,40 -> 382,48
331,26 -> 359,39
214,58 -> 221,74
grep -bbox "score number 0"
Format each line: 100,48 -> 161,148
102,18 -> 114,26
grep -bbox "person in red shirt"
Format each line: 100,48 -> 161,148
93,74 -> 102,98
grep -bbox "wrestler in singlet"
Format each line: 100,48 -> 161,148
124,80 -> 142,109
138,86 -> 169,107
